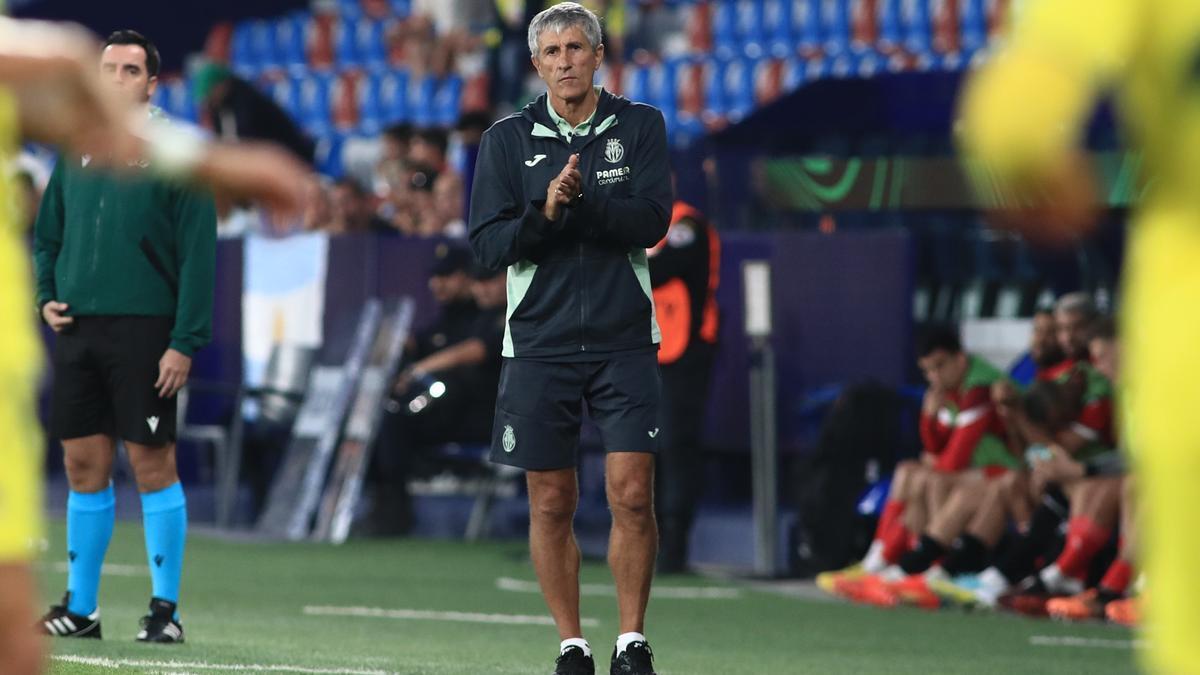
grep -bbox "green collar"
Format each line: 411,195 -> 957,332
546,87 -> 602,140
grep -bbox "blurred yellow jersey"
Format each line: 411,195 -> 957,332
0,84 -> 43,563
961,2 -> 1200,673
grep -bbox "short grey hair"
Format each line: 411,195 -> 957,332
528,2 -> 603,56
1054,292 -> 1098,319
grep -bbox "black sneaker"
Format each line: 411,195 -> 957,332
610,642 -> 656,675
554,646 -> 595,675
136,598 -> 184,643
37,592 -> 101,639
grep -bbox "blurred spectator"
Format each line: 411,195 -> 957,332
380,122 -> 414,165
393,0 -> 492,77
329,177 -> 392,235
409,128 -> 450,173
192,62 -> 315,164
1008,308 -> 1065,387
430,172 -> 467,238
364,245 -> 504,535
451,111 -> 492,206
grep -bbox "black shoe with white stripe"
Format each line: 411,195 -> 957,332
136,598 -> 184,643
37,592 -> 102,639
610,642 -> 656,675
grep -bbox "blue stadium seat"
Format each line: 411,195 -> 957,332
803,55 -> 832,83
646,60 -> 679,119
622,63 -> 650,105
249,20 -> 279,71
434,75 -> 463,127
793,0 -> 821,54
409,74 -> 438,127
821,0 -> 850,55
333,19 -> 361,69
275,13 -> 309,72
230,21 -> 253,66
712,1 -> 738,59
763,0 -> 792,57
901,0 -> 931,54
876,0 -> 902,51
672,114 -> 705,147
959,0 -> 987,51
721,57 -> 756,121
377,69 -> 410,123
166,79 -> 196,122
353,18 -> 388,72
358,72 -> 383,133
296,73 -> 334,135
735,0 -> 767,59
337,0 -> 363,20
389,0 -> 411,18
270,77 -> 301,119
781,56 -> 805,92
316,132 -> 347,176
702,57 -> 726,118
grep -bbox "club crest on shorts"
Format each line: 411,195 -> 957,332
502,424 -> 517,453
604,138 -> 624,164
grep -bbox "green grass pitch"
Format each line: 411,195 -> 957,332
37,520 -> 1138,674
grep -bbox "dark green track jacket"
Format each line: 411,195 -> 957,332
33,130 -> 217,357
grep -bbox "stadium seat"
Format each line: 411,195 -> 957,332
764,0 -> 794,58
434,75 -> 463,127
249,19 -> 279,72
353,17 -> 388,72
357,72 -> 384,134
315,132 -> 346,177
409,73 -> 438,127
959,0 -> 988,51
781,56 -> 805,92
876,0 -> 902,51
333,18 -> 362,69
721,57 -> 756,121
270,76 -> 301,120
821,0 -> 851,55
753,58 -> 786,106
901,0 -> 932,54
275,12 -> 309,72
793,0 -> 822,54
712,1 -> 739,59
230,21 -> 253,66
336,0 -> 363,20
296,73 -> 334,135
377,69 -> 410,123
165,79 -> 197,122
674,58 -> 705,116
389,0 -> 411,18
652,58 -> 681,119
622,62 -> 651,106
735,0 -> 768,59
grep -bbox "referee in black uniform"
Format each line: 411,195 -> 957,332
468,4 -> 670,674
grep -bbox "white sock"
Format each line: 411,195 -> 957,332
1039,564 -> 1084,595
924,565 -> 949,584
615,632 -> 646,655
975,567 -> 1010,607
560,638 -> 591,657
862,540 -> 886,574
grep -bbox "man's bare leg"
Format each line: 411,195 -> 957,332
606,452 -> 657,634
527,468 -> 583,639
0,564 -> 42,675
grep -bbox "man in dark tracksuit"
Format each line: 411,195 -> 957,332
468,5 -> 669,674
647,200 -> 720,574
33,31 -> 214,645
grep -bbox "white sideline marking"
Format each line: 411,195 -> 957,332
495,576 -> 742,599
1030,635 -> 1145,650
304,605 -> 599,628
48,561 -> 147,577
52,654 -> 388,674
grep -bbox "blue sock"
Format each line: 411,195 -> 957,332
141,482 -> 187,611
66,485 -> 115,616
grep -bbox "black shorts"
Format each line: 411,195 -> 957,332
491,350 -> 661,471
51,316 -> 177,446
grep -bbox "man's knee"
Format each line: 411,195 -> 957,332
528,477 -> 578,525
126,443 -> 178,493
608,477 -> 654,523
62,437 -> 114,491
